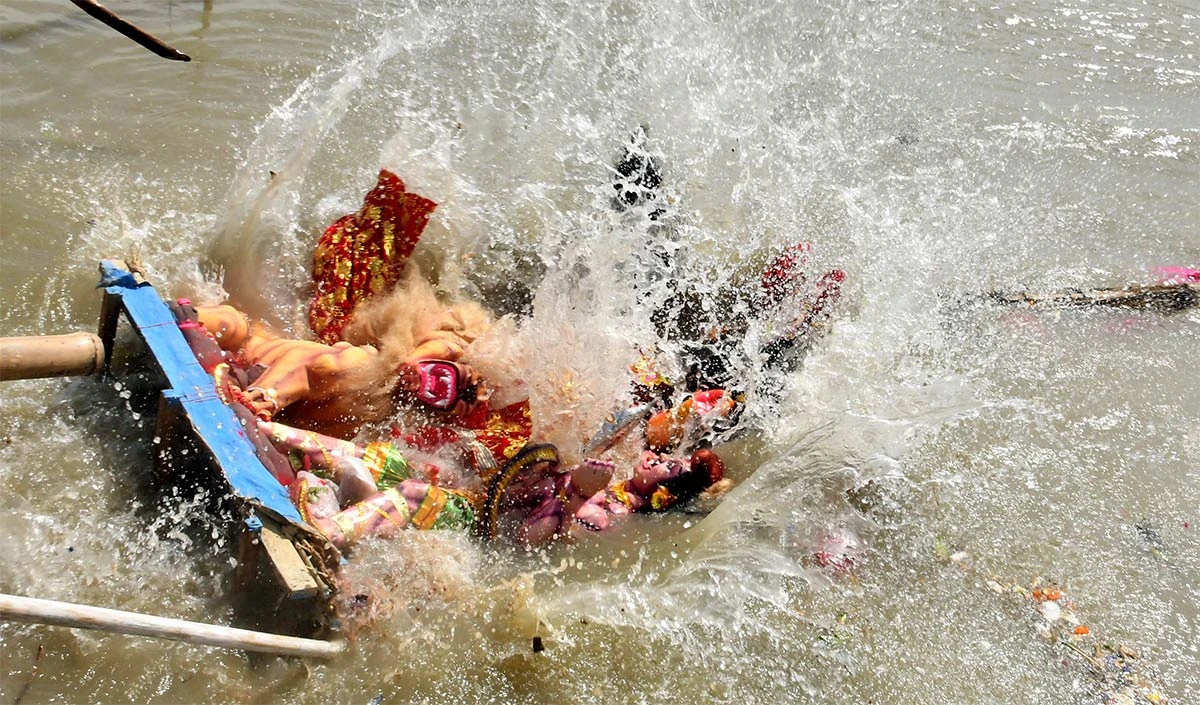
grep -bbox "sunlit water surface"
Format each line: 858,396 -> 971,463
1,1 -> 1197,703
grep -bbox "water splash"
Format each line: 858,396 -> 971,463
2,0 -> 1198,702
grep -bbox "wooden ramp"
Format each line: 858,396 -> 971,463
97,260 -> 335,634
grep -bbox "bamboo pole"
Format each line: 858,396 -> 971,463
0,333 -> 106,381
68,0 -> 191,62
0,593 -> 344,659
989,282 -> 1199,313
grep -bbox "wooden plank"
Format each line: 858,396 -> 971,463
235,518 -> 262,593
153,393 -> 184,479
98,260 -> 305,526
258,519 -> 320,601
161,390 -> 305,525
97,291 -> 121,375
97,259 -> 333,614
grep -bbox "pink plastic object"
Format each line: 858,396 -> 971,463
1152,266 -> 1200,284
813,530 -> 865,577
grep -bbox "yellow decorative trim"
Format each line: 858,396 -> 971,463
411,487 -> 448,530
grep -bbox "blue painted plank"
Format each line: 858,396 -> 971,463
100,261 -> 304,526
162,392 -> 303,524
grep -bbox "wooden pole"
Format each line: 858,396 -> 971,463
68,0 -> 192,62
990,282 -> 1199,313
0,593 -> 344,660
0,333 -> 106,381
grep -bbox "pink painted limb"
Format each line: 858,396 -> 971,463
607,494 -> 641,514
802,269 -> 845,326
629,451 -> 686,495
335,458 -> 378,506
573,494 -> 610,532
760,242 -> 813,303
499,473 -> 561,512
395,479 -> 435,511
289,472 -> 340,522
313,486 -> 413,550
519,496 -> 567,546
549,461 -> 616,536
569,459 -> 614,498
257,420 -> 365,469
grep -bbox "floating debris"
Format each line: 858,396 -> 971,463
1134,520 -> 1168,560
12,644 -> 44,705
812,530 -> 866,578
934,538 -> 1168,704
816,612 -> 854,649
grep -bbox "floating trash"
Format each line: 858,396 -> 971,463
811,530 -> 866,578
935,538 -> 1168,704
1134,520 -> 1169,560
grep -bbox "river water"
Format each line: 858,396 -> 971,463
1,1 -> 1197,703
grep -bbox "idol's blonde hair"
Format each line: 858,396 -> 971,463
329,265 -> 494,433
341,265 -> 492,361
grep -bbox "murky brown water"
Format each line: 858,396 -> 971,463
2,1 -> 1198,703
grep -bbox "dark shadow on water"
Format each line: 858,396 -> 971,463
62,325 -> 245,599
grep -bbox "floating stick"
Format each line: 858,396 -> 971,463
68,0 -> 191,62
989,282 -> 1199,313
0,593 -> 343,659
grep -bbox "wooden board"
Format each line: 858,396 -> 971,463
96,260 -> 331,605
259,519 -> 320,600
97,260 -> 305,526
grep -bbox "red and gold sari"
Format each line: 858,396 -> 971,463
308,169 -> 437,343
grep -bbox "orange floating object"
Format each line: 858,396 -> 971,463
1073,625 -> 1090,635
1044,587 -> 1062,601
645,410 -> 677,451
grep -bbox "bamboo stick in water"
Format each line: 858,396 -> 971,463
68,0 -> 191,62
0,333 -> 106,381
0,593 -> 344,659
989,282 -> 1199,312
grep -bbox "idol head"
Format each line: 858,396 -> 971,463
394,359 -> 480,416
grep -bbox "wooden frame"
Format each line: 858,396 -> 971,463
96,260 -> 335,635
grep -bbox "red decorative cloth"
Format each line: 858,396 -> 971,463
394,400 -> 533,464
308,169 -> 437,343
464,400 -> 533,465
